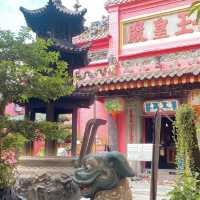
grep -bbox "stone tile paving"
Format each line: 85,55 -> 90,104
130,180 -> 172,200
80,180 -> 172,200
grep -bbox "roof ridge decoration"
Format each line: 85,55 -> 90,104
73,16 -> 109,44
20,0 -> 87,17
105,0 -> 131,8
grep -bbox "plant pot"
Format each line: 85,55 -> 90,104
0,187 -> 18,200
111,112 -> 118,120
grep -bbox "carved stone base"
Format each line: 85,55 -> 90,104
94,179 -> 132,200
16,173 -> 80,200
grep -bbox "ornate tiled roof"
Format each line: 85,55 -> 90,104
20,0 -> 87,17
77,66 -> 200,88
73,16 -> 109,44
105,0 -> 130,7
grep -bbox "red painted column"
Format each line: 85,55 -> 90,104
117,111 -> 126,153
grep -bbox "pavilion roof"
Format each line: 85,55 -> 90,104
20,0 -> 86,18
77,66 -> 200,91
20,0 -> 87,37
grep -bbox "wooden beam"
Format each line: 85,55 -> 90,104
150,111 -> 161,200
71,108 -> 78,157
24,107 -> 35,156
46,102 -> 57,156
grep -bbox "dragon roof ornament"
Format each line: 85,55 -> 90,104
73,16 -> 109,44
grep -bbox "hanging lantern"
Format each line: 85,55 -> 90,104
160,147 -> 165,157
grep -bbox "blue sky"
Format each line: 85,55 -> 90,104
0,0 -> 107,32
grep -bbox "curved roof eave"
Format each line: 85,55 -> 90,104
20,0 -> 87,18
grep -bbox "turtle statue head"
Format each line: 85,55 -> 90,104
73,151 -> 135,199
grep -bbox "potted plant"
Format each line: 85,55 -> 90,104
104,98 -> 124,119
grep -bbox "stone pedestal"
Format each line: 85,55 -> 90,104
16,157 -> 79,200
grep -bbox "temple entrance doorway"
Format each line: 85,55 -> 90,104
145,116 -> 176,169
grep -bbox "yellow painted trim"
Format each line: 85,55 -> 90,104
120,21 -> 124,49
120,6 -> 190,47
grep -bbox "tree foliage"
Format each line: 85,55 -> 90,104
0,27 -> 74,110
169,105 -> 200,200
190,1 -> 200,23
174,104 -> 200,176
0,27 -> 74,188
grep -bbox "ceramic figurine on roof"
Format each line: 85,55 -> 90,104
20,0 -> 89,73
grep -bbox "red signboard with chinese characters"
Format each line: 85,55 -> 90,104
122,10 -> 198,46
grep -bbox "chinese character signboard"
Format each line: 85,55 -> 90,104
122,9 -> 198,46
144,100 -> 178,113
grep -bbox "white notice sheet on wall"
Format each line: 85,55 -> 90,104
127,144 -> 153,161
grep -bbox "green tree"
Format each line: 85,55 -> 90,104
0,27 -> 74,188
174,105 -> 200,177
169,105 -> 200,200
190,1 -> 200,23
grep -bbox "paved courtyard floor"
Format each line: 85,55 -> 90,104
130,180 -> 172,200
80,180 -> 172,200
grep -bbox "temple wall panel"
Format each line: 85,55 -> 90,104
109,7 -> 120,58
118,0 -> 198,56
119,0 -> 192,20
77,100 -> 108,152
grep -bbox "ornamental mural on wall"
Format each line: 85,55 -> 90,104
88,49 -> 108,63
74,48 -> 200,83
121,49 -> 200,74
122,10 -> 199,47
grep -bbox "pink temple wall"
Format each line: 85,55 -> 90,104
77,100 -> 108,151
118,0 -> 197,56
5,103 -> 24,117
76,0 -> 197,154
117,111 -> 126,153
108,7 -> 120,59
119,0 -> 191,20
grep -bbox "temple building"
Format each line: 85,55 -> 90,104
20,0 -> 94,156
74,0 -> 200,174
